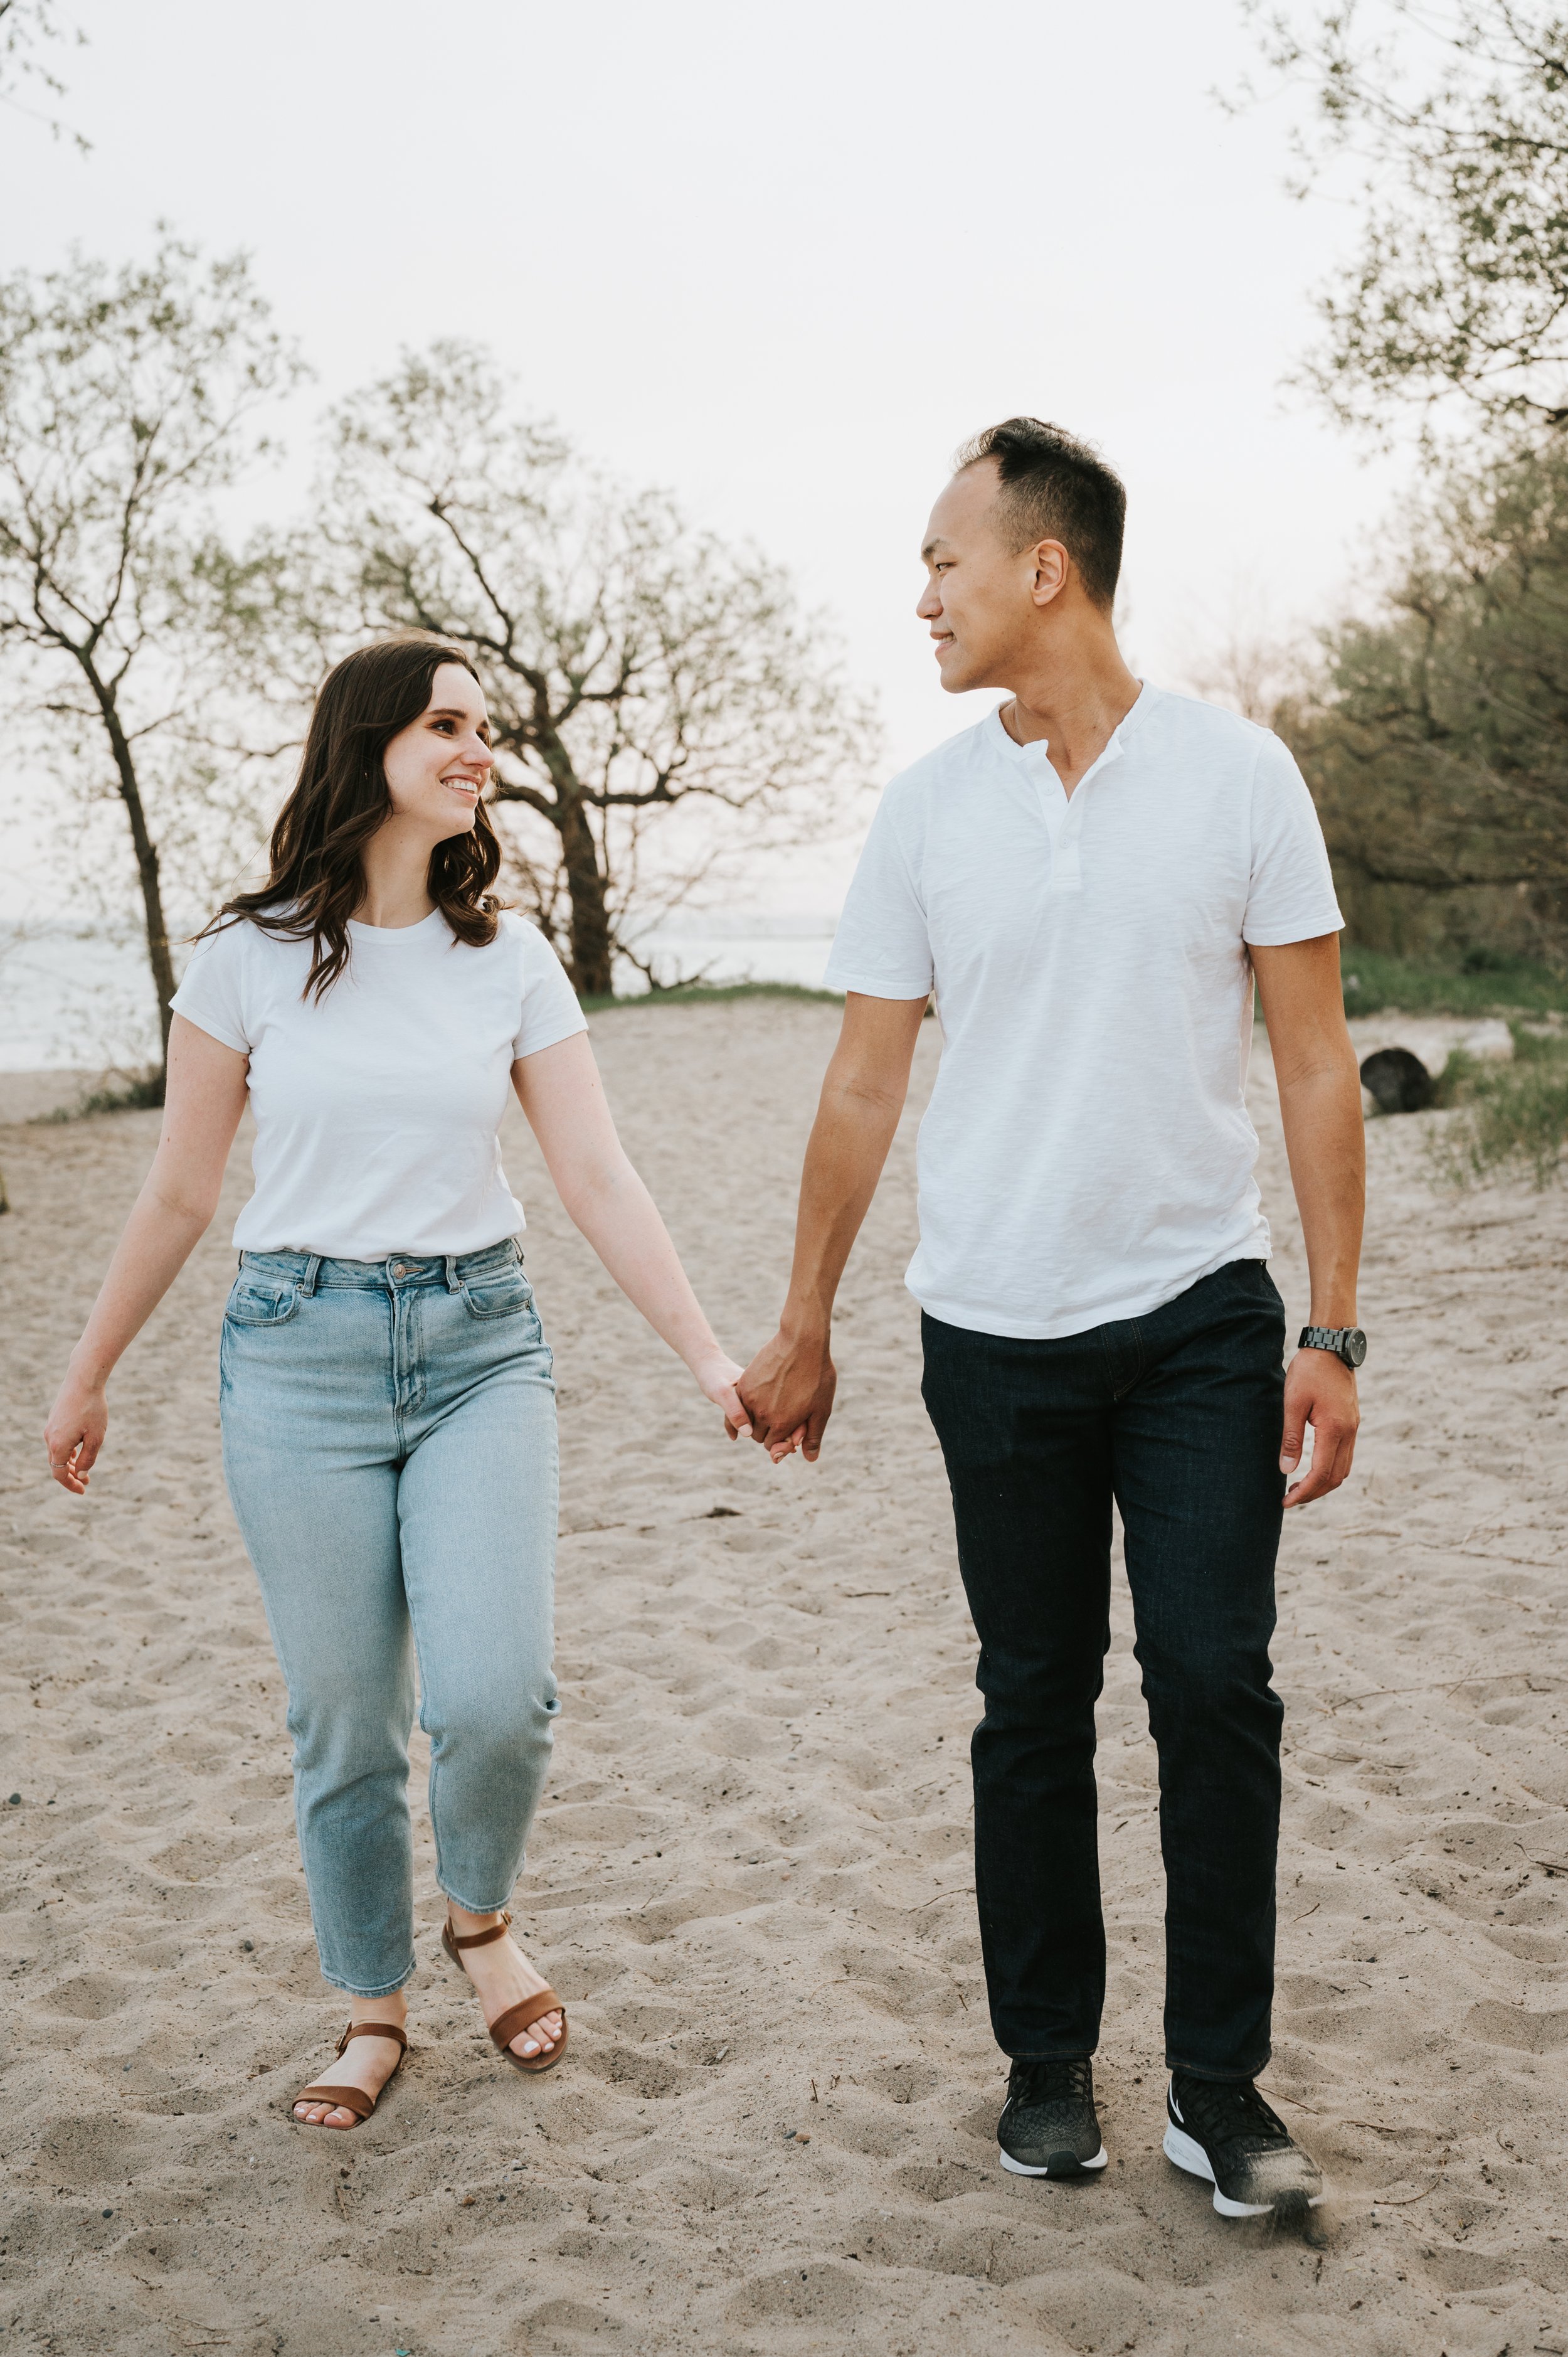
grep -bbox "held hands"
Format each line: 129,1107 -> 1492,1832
1280,1347 -> 1359,1508
734,1326 -> 837,1466
44,1364 -> 108,1496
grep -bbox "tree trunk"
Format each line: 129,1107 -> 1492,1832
82,656 -> 177,1091
558,792 -> 615,998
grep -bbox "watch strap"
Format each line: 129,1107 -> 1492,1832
1297,1324 -> 1365,1366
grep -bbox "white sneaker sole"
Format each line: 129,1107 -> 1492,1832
1000,2142 -> 1108,2178
1162,2123 -> 1324,2218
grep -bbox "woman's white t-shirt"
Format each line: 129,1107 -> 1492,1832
170,908 -> 588,1258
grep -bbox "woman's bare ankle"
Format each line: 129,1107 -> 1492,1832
447,1900 -> 507,1936
348,1989 -> 407,2026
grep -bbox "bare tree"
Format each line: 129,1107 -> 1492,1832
0,237 -> 304,1085
0,0 -> 87,148
1181,582 -> 1307,723
258,346 -> 877,996
1244,1 -> 1568,437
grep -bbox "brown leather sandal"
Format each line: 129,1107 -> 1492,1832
442,1908 -> 568,2075
292,2019 -> 408,2127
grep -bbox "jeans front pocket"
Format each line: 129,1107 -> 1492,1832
225,1280 -> 302,1328
460,1272 -> 536,1322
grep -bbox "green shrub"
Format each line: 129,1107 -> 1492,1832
1340,947 -> 1568,1021
580,981 -> 844,1013
1430,1028 -> 1568,1188
36,1070 -> 166,1122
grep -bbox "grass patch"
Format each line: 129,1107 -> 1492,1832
1340,947 -> 1568,1020
34,1070 -> 166,1122
1429,1025 -> 1568,1188
579,981 -> 845,1013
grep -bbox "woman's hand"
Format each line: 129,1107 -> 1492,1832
45,1366 -> 109,1495
691,1351 -> 754,1443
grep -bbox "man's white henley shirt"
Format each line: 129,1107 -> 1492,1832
822,685 -> 1343,1339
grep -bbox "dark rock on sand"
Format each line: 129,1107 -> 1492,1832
1359,1045 -> 1434,1114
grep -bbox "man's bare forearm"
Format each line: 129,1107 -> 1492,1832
781,1070 -> 907,1338
739,994 -> 926,1457
1274,1056 -> 1365,1326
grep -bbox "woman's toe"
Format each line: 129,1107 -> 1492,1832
295,2098 -> 354,2126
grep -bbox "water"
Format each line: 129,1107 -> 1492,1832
625,927 -> 835,996
0,926 -> 168,1071
0,920 -> 839,1070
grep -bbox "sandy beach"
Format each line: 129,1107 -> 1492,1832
3,996 -> 1567,2357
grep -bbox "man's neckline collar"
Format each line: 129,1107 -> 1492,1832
984,679 -> 1155,767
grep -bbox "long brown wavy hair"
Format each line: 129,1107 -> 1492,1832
206,634 -> 505,999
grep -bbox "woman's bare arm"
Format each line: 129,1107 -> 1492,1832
44,1016 -> 250,1493
511,1030 -> 750,1433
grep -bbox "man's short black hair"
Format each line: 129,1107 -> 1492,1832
953,418 -> 1126,611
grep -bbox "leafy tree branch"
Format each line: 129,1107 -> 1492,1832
1244,1 -> 1568,435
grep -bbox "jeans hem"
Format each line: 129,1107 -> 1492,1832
438,1883 -> 518,1918
1002,2046 -> 1097,2061
318,1960 -> 417,1999
1164,2052 -> 1272,2082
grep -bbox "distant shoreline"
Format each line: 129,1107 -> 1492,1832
0,922 -> 840,1072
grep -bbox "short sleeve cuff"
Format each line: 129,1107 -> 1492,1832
820,962 -> 932,1000
1242,906 -> 1345,949
168,998 -> 249,1056
511,1009 -> 590,1061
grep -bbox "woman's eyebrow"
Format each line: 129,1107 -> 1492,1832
428,706 -> 493,735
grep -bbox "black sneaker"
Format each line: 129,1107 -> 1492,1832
1163,2071 -> 1325,2218
997,2056 -> 1108,2179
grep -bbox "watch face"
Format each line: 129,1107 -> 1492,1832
1344,1329 -> 1367,1368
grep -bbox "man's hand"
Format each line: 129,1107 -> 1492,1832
1280,1348 -> 1359,1507
738,1326 -> 837,1464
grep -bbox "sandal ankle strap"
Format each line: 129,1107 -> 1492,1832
336,2019 -> 409,2055
445,1907 -> 512,1951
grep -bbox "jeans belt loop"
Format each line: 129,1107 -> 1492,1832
445,1253 -> 461,1292
300,1254 -> 322,1297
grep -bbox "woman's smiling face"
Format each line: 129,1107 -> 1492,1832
380,661 -> 494,842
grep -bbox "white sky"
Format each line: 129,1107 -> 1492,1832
1,0 -> 1412,918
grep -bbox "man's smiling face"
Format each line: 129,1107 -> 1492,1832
917,457 -> 1056,695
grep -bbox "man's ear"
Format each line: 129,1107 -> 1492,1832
1028,540 -> 1071,607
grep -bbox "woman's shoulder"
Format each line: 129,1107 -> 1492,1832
189,908 -> 307,969
494,908 -> 569,971
182,911 -> 253,971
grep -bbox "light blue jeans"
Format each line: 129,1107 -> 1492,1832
219,1239 -> 559,1997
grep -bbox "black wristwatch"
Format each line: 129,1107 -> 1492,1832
1297,1326 -> 1367,1369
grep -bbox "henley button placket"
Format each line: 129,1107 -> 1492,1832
1048,728 -> 1128,898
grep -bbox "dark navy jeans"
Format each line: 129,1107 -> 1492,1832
921,1258 -> 1287,2080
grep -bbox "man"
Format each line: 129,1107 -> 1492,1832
739,419 -> 1365,2220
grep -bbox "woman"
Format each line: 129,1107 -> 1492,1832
44,634 -> 753,2131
